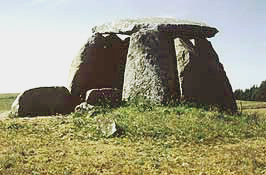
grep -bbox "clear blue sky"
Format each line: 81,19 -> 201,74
1,0 -> 265,93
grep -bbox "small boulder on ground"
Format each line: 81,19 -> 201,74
11,86 -> 75,117
86,88 -> 122,107
96,116 -> 117,137
74,102 -> 94,112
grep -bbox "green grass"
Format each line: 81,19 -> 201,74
0,94 -> 266,174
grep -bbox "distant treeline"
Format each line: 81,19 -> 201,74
234,80 -> 266,101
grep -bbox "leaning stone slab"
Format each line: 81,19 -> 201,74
67,33 -> 106,104
174,38 -> 237,113
11,86 -> 74,117
92,17 -> 218,38
67,33 -> 129,105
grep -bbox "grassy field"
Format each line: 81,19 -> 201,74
0,94 -> 266,174
0,93 -> 18,112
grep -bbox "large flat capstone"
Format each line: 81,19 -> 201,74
92,17 -> 218,39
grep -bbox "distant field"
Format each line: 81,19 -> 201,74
0,93 -> 18,112
237,100 -> 266,109
237,100 -> 266,116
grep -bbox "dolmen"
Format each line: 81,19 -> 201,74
67,17 -> 237,113
11,17 -> 237,117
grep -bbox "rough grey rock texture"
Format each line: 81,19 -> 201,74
86,88 -> 122,107
174,38 -> 237,113
174,38 -> 195,97
122,29 -> 179,103
92,17 -> 218,38
67,33 -> 129,106
11,87 -> 74,117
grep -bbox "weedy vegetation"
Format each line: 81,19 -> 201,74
0,94 -> 265,174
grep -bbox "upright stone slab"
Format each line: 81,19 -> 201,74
122,29 -> 179,103
174,38 -> 194,97
159,32 -> 180,101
